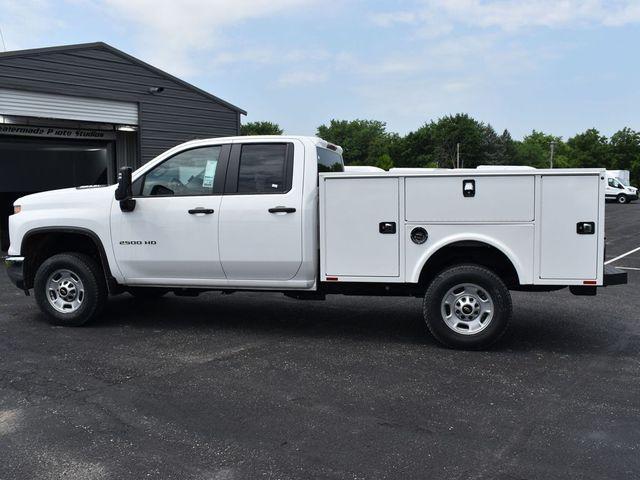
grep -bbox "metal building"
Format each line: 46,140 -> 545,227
0,42 -> 246,249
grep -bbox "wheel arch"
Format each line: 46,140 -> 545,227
20,226 -> 118,292
412,235 -> 526,288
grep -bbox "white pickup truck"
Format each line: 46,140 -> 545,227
2,136 -> 627,349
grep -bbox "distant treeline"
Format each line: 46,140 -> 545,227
240,114 -> 640,185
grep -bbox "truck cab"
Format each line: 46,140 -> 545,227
2,135 -> 628,350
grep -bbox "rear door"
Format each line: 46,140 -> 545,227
218,140 -> 303,281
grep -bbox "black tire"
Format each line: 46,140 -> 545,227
34,253 -> 107,326
127,287 -> 169,299
617,194 -> 628,204
423,264 -> 512,350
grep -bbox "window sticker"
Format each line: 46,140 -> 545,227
202,160 -> 217,188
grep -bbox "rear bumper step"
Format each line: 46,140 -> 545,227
603,265 -> 628,286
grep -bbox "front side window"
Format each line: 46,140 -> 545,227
237,144 -> 288,194
608,178 -> 623,189
317,147 -> 344,173
142,146 -> 221,196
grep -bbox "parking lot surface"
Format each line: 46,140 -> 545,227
1,203 -> 639,480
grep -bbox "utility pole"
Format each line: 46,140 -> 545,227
549,141 -> 556,169
456,143 -> 460,169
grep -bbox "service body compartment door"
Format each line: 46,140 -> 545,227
405,175 -> 534,223
539,175 -> 600,279
322,177 -> 400,278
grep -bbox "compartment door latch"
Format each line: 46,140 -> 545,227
379,222 -> 397,234
463,179 -> 476,197
576,222 -> 595,234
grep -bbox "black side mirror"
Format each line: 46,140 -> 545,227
115,167 -> 136,212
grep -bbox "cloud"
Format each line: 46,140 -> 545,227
98,0 -> 317,75
372,0 -> 640,34
277,70 -> 327,86
0,0 -> 64,51
370,11 -> 418,27
355,0 -> 640,134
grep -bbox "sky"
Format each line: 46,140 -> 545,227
1,0 -> 639,139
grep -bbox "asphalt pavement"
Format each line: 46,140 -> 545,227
1,202 -> 639,479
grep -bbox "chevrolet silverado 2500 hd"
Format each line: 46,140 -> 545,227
2,136 -> 628,349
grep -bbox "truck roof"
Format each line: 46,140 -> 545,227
176,135 -> 343,154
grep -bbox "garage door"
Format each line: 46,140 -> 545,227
0,88 -> 138,125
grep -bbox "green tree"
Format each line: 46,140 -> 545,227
240,121 -> 283,136
376,153 -> 394,171
395,124 -> 435,168
430,114 -> 490,168
610,128 -> 640,185
514,130 -> 568,168
317,119 -> 391,165
565,128 -> 610,169
481,124 -> 505,165
497,129 -> 518,165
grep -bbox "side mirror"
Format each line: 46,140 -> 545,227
115,167 -> 136,212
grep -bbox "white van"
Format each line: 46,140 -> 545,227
605,172 -> 638,204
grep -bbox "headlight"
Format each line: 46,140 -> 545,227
13,205 -> 21,214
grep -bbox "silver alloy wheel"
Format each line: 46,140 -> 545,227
46,269 -> 85,313
440,283 -> 494,335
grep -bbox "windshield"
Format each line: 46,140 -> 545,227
317,147 -> 344,173
615,177 -> 628,187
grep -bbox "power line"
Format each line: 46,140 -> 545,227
0,27 -> 6,52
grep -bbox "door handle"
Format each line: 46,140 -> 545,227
268,206 -> 296,214
188,208 -> 214,215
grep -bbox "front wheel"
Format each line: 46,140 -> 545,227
34,253 -> 108,326
423,264 -> 512,350
617,194 -> 628,204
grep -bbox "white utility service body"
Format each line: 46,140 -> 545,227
3,135 -> 627,349
320,169 -> 606,286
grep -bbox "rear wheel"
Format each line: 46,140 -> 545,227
617,194 -> 628,204
423,264 -> 512,349
34,253 -> 107,326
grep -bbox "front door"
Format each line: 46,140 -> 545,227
606,177 -> 623,199
110,144 -> 228,285
219,141 -> 303,281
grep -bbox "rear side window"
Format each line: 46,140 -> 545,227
237,144 -> 288,193
317,147 -> 344,173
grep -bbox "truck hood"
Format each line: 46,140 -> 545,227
16,185 -> 116,211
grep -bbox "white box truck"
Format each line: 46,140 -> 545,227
2,136 -> 627,349
605,171 -> 637,204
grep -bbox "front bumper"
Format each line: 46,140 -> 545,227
629,193 -> 639,201
2,256 -> 25,290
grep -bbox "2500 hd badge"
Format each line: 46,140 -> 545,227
119,240 -> 157,245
